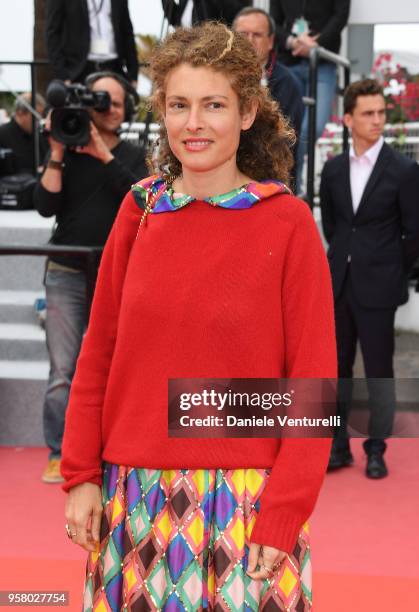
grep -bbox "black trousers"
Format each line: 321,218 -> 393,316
334,271 -> 396,451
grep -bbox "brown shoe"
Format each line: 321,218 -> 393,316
42,458 -> 64,484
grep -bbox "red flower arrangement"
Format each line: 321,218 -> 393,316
372,52 -> 419,122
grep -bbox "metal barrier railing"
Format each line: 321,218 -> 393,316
0,244 -> 103,318
305,47 -> 351,208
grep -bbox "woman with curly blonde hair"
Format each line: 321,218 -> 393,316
62,21 -> 336,611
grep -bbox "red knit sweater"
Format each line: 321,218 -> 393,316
61,179 -> 336,553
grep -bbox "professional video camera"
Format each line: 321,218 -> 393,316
46,80 -> 111,146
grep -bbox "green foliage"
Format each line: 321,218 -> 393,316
135,33 -> 158,122
0,92 -> 16,117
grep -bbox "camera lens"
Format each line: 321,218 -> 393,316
61,112 -> 83,136
50,107 -> 91,146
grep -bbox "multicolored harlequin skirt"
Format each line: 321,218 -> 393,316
84,465 -> 312,611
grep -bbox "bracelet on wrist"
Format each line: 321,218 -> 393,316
47,159 -> 65,171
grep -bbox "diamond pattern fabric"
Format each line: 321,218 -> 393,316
131,175 -> 292,217
84,465 -> 312,611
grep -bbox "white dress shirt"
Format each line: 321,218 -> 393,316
87,0 -> 117,61
349,136 -> 384,213
181,0 -> 194,26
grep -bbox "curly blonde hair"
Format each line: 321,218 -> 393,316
149,22 -> 295,185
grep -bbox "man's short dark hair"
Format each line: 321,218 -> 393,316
344,79 -> 385,115
233,7 -> 276,36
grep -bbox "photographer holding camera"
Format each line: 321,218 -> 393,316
0,93 -> 47,175
34,72 -> 147,483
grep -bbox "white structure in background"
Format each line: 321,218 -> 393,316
0,0 -> 165,92
349,0 -> 419,23
253,0 -> 270,9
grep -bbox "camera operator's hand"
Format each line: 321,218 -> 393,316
75,123 -> 115,164
45,112 -> 65,161
40,112 -> 65,193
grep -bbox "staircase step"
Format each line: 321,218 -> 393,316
0,323 -> 48,360
0,304 -> 39,324
0,256 -> 47,291
0,290 -> 45,304
0,322 -> 45,340
0,209 -> 54,232
0,291 -> 45,324
0,210 -> 54,291
0,360 -> 49,380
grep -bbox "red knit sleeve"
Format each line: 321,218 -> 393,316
61,191 -> 141,491
250,196 -> 336,553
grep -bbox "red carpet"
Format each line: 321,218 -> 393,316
1,442 -> 418,611
310,438 -> 419,610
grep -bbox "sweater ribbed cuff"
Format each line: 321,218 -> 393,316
250,509 -> 305,554
61,469 -> 102,493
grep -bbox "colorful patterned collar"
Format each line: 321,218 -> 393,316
131,175 -> 291,214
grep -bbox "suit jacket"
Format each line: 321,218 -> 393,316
162,0 -> 250,26
268,60 -> 303,139
320,142 -> 419,309
46,0 -> 139,81
270,0 -> 350,65
0,119 -> 48,174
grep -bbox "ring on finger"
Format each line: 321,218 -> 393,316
65,523 -> 77,539
261,564 -> 274,577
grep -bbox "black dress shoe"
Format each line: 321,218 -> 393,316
327,446 -> 354,471
366,452 -> 388,479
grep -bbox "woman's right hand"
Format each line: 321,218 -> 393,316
65,482 -> 103,552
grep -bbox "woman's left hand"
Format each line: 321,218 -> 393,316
246,542 -> 287,581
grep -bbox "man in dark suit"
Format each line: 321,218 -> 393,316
271,0 -> 351,193
162,0 -> 250,27
320,79 -> 419,478
46,0 -> 138,85
233,7 -> 303,143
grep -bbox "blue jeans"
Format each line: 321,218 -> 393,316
43,268 -> 87,458
289,60 -> 337,193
